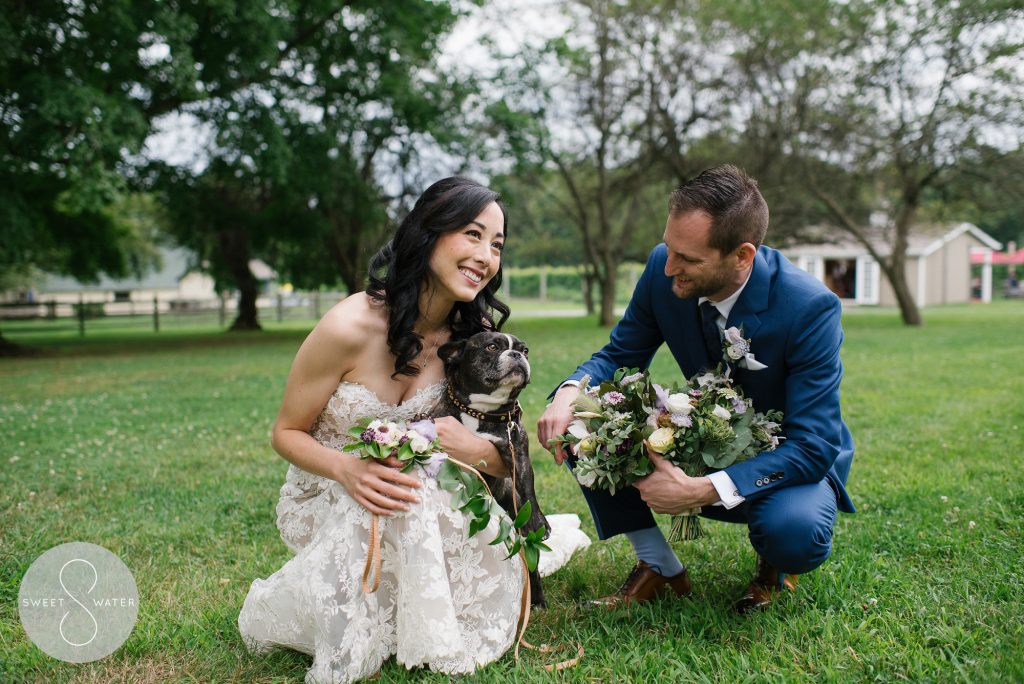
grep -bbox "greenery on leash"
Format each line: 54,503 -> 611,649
437,460 -> 550,573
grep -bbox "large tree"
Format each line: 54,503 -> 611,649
4,1 -> 478,334
712,0 -> 1024,324
1,0 -> 317,336
492,0 -> 721,326
1,1 -> 179,350
152,1 -> 476,327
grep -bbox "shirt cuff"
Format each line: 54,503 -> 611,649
707,471 -> 745,509
559,380 -> 581,389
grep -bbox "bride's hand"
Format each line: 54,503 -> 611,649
434,416 -> 509,477
333,456 -> 422,515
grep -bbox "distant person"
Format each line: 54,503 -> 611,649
538,165 -> 855,612
1006,272 -> 1020,297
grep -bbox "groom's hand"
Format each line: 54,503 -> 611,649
635,451 -> 719,514
537,385 -> 580,465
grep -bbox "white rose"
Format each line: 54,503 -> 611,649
384,422 -> 403,446
647,427 -> 675,454
712,405 -> 732,421
408,434 -> 431,453
665,393 -> 693,415
726,345 -> 744,360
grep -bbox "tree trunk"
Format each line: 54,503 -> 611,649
230,275 -> 261,331
888,199 -> 923,326
328,219 -> 367,296
884,257 -> 923,326
598,267 -> 618,327
218,225 -> 262,331
582,271 -> 595,315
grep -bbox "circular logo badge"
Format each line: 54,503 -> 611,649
18,542 -> 139,663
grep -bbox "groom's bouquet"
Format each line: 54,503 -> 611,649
555,364 -> 784,543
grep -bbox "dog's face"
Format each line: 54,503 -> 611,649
438,331 -> 531,400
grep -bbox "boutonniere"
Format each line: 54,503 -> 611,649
722,326 -> 767,371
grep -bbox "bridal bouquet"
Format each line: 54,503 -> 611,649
345,417 -> 548,571
344,418 -> 448,474
555,367 -> 784,543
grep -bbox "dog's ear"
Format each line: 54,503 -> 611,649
437,338 -> 467,369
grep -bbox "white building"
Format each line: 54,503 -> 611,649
783,223 -> 1002,306
9,248 -> 276,316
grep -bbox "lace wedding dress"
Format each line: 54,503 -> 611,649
238,381 -> 589,684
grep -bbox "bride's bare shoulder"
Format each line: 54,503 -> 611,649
318,292 -> 386,341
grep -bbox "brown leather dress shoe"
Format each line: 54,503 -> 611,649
733,555 -> 798,614
591,560 -> 692,608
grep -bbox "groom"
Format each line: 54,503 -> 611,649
538,164 -> 854,612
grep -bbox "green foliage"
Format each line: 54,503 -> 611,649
2,0 -> 474,307
436,460 -> 550,572
1,1 -> 183,282
1,304 -> 1024,679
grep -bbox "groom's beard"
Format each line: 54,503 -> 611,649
670,263 -> 733,300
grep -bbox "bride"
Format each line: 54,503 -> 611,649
238,177 -> 586,683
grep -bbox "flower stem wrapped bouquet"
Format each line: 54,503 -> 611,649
554,366 -> 783,543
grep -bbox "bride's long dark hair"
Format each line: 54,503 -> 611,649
367,176 -> 511,378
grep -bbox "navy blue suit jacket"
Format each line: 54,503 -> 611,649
564,245 -> 855,513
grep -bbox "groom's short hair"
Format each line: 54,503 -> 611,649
669,165 -> 769,254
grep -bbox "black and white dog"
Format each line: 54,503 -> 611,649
433,331 -> 550,607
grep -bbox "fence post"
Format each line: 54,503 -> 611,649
218,293 -> 226,327
78,293 -> 85,337
502,274 -> 511,300
539,267 -> 548,301
277,292 -> 283,323
47,301 -> 57,320
153,295 -> 160,333
312,291 -> 320,320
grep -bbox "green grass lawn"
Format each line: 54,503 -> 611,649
2,302 -> 1023,682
